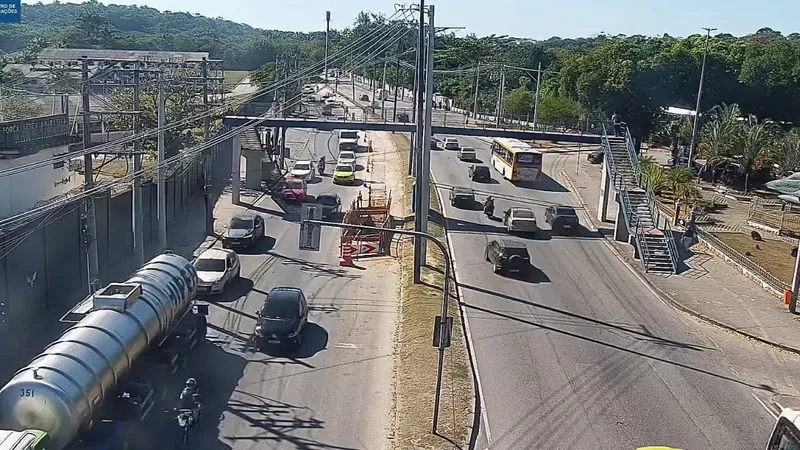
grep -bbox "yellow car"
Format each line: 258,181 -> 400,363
333,163 -> 356,185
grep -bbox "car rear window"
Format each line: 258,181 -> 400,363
475,166 -> 489,174
340,131 -> 358,139
454,188 -> 473,196
316,195 -> 338,205
556,207 -> 577,216
513,210 -> 535,219
502,246 -> 529,257
335,165 -> 352,172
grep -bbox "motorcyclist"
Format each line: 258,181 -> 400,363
483,196 -> 495,217
318,156 -> 326,175
179,378 -> 199,410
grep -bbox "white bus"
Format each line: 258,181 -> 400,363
490,137 -> 543,183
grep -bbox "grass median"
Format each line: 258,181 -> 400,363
390,133 -> 474,450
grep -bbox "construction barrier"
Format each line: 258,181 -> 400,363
339,185 -> 393,261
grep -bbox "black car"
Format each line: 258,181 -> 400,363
223,214 -> 265,249
545,205 -> 580,234
469,165 -> 491,182
254,287 -> 309,348
315,193 -> 342,219
449,187 -> 475,208
587,151 -> 604,164
484,239 -> 532,275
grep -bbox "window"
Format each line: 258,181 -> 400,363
286,180 -> 304,189
293,162 -> 311,171
516,153 -> 542,165
53,161 -> 65,169
512,210 -> 535,219
317,195 -> 339,206
230,217 -> 254,230
195,258 -> 225,272
335,165 -> 353,173
556,207 -> 577,217
340,131 -> 358,139
262,293 -> 301,319
502,246 -> 529,257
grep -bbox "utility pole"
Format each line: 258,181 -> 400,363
496,66 -> 505,128
688,27 -> 716,167
81,56 -> 101,294
380,60 -> 388,120
131,60 -> 144,267
532,61 -> 542,130
393,42 -> 402,121
472,63 -> 480,119
325,11 -> 331,83
412,0 -> 426,284
409,29 -> 420,176
157,69 -> 167,251
419,4 -> 434,267
202,57 -> 212,235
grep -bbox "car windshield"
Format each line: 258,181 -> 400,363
285,180 -> 304,189
195,258 -> 225,272
293,162 -> 310,171
335,165 -> 353,172
512,210 -> 535,219
340,131 -> 358,139
317,195 -> 339,206
556,207 -> 577,216
262,293 -> 299,319
230,217 -> 254,229
340,152 -> 355,160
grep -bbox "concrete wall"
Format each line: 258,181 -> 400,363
0,134 -> 233,380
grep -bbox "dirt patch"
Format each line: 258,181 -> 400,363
712,232 -> 796,286
389,133 -> 475,450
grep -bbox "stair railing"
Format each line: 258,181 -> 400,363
601,124 -> 652,271
639,170 -> 681,274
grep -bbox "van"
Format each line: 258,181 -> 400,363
458,147 -> 477,161
338,130 -> 360,151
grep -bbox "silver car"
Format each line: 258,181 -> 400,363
503,207 -> 539,234
193,248 -> 241,295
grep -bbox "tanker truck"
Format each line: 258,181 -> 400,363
0,251 -> 209,450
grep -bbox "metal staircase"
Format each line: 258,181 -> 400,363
601,125 -> 679,274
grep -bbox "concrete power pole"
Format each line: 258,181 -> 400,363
325,11 -> 331,83
393,42 -> 402,122
688,27 -> 717,167
202,57 -> 212,235
532,61 -> 542,130
472,63 -> 480,119
380,60 -> 388,120
496,66 -> 506,128
419,4 -> 435,264
157,69 -> 167,251
131,61 -> 144,267
409,32 -> 420,177
412,0 -> 426,284
81,56 -> 101,293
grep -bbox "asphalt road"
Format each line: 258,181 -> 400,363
134,102 -> 397,450
429,135 -> 800,450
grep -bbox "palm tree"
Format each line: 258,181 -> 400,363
641,163 -> 667,195
665,167 -> 700,206
772,129 -> 800,175
699,119 -> 737,181
733,115 -> 778,191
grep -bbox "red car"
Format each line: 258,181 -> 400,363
282,177 -> 308,203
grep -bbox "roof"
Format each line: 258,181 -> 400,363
453,187 -> 474,194
498,238 -> 527,248
317,192 -> 340,198
37,48 -> 210,63
494,137 -> 542,154
197,248 -> 233,260
267,287 -> 303,301
232,212 -> 257,220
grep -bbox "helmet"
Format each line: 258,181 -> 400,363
192,393 -> 202,402
486,196 -> 493,201
185,378 -> 197,389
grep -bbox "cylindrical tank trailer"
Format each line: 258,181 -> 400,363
0,252 -> 207,450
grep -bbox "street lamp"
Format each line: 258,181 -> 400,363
687,27 -> 717,167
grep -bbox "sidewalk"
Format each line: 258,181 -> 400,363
559,159 -> 800,354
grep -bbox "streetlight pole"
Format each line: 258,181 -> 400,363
472,63 -> 480,121
324,11 -> 330,83
687,27 -> 716,167
532,61 -> 542,130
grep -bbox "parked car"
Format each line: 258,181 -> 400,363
503,207 -> 539,234
458,147 -> 477,161
290,160 -> 314,181
315,193 -> 342,219
223,214 -> 265,249
282,177 -> 308,203
254,287 -> 309,349
484,239 -> 532,276
193,248 -> 240,296
333,163 -> 356,185
545,205 -> 580,235
587,151 -> 604,164
443,137 -> 460,150
449,187 -> 475,209
338,150 -> 357,166
469,165 -> 491,182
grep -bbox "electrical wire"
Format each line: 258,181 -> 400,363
0,11 -> 412,180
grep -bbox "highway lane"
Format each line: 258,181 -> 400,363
430,134 -> 800,450
136,120 -> 397,449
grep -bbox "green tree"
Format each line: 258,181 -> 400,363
772,129 -> 800,174
251,62 -> 276,87
732,115 -> 778,191
0,94 -> 45,120
503,86 -> 535,116
44,67 -> 80,93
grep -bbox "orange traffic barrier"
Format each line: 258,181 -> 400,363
784,288 -> 792,305
339,240 -> 354,267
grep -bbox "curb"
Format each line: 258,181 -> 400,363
559,169 -> 800,357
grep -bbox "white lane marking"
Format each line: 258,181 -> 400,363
333,342 -> 361,349
430,170 -> 493,447
752,392 -> 778,420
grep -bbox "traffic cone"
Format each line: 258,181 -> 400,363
339,240 -> 354,267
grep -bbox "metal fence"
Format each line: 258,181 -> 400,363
748,197 -> 800,233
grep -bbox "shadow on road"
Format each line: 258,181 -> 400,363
213,277 -> 256,303
515,173 -> 569,192
257,322 -> 329,359
267,251 -> 362,280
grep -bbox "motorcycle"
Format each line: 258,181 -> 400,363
483,200 -> 495,218
318,158 -> 326,175
176,408 -> 199,446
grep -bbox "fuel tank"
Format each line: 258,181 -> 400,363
0,252 -> 198,450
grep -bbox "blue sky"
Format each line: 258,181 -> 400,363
41,0 -> 798,38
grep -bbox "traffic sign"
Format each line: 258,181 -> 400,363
0,2 -> 21,24
298,203 -> 323,251
348,241 -> 377,256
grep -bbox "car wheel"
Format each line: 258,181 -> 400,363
235,267 -> 241,279
493,262 -> 502,274
294,333 -> 303,348
222,242 -> 229,249
484,247 -> 490,261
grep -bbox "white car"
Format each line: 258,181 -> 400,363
338,150 -> 357,166
290,160 -> 314,181
444,137 -> 460,150
194,248 -> 241,295
458,147 -> 477,161
503,207 -> 539,234
324,97 -> 338,106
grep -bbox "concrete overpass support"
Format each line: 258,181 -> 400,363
242,149 -> 264,190
232,133 -> 241,204
613,193 -> 629,243
597,159 -> 610,223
